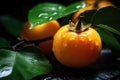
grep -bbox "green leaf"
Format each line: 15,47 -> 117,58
64,1 -> 87,16
0,15 -> 24,37
0,49 -> 16,78
80,9 -> 97,24
28,2 -> 66,29
92,6 -> 120,31
0,37 -> 10,48
28,2 -> 87,29
0,46 -> 52,80
96,28 -> 120,51
98,24 -> 120,36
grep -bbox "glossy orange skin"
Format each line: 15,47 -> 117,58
53,25 -> 102,68
21,20 -> 60,40
21,20 -> 60,54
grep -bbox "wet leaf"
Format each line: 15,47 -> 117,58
28,2 -> 87,29
0,49 -> 16,78
96,28 -> 120,51
0,46 -> 52,80
28,2 -> 66,29
64,1 -> 87,16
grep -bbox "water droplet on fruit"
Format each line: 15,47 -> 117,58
96,42 -> 99,46
63,43 -> 67,47
70,37 -> 75,41
88,38 -> 92,41
62,35 -> 66,38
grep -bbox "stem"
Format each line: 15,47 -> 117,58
12,40 -> 25,50
12,36 -> 53,50
75,16 -> 84,31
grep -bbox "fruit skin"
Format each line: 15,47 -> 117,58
98,0 -> 114,8
21,20 -> 60,54
21,20 -> 60,40
73,0 -> 114,22
53,25 -> 102,68
38,39 -> 53,54
82,0 -> 114,8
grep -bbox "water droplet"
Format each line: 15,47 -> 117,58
96,42 -> 99,46
62,35 -> 66,38
0,66 -> 12,78
88,38 -> 92,41
70,37 -> 75,41
63,43 -> 67,47
80,37 -> 84,41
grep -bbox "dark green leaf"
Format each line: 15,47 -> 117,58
0,46 -> 52,80
28,2 -> 66,29
92,6 -> 120,31
28,2 -> 87,29
0,49 -> 16,78
96,28 -> 120,51
0,15 -> 24,37
80,9 -> 97,24
98,24 -> 120,36
0,38 -> 10,48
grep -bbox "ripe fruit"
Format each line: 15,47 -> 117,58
21,20 -> 60,54
72,0 -> 114,22
21,20 -> 60,40
53,17 -> 102,68
72,3 -> 93,22
38,39 -> 53,54
98,0 -> 114,8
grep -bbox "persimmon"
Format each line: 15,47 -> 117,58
38,39 -> 53,54
72,3 -> 94,22
21,20 -> 60,54
53,17 -> 102,68
72,0 -> 114,22
82,0 -> 114,8
98,0 -> 114,8
21,20 -> 60,40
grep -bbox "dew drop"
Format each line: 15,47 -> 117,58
96,42 -> 99,46
88,38 -> 92,41
70,37 -> 75,41
63,43 -> 67,47
62,35 -> 66,38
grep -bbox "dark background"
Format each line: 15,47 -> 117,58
0,0 -> 120,22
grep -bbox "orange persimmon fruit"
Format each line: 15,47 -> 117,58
21,20 -> 60,54
73,0 -> 114,22
53,17 -> 102,68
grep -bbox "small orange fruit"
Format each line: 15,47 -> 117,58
73,0 -> 114,22
72,4 -> 93,22
21,20 -> 60,40
53,17 -> 102,68
98,0 -> 114,8
38,39 -> 53,54
21,20 -> 60,54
